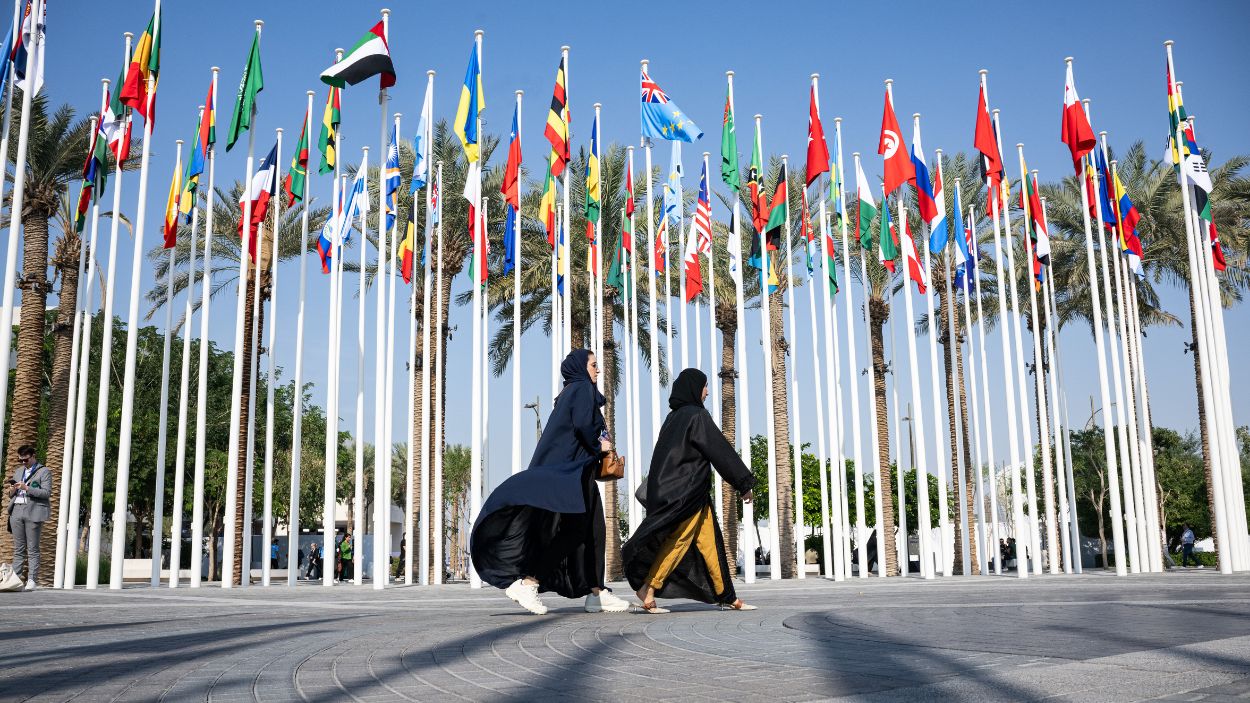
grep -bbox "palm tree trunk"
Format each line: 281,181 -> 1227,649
3,211 -> 51,562
600,291 -> 622,581
769,289 -> 795,578
410,347 -> 423,583
716,301 -> 739,577
231,268 -> 265,586
38,233 -> 81,585
952,304 -> 979,575
433,266 -> 455,579
939,266 -> 978,575
868,296 -> 898,576
1187,288 -> 1220,561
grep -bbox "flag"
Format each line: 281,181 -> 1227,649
625,155 -> 636,219
283,107 -> 310,205
101,75 -> 133,164
763,162 -> 788,251
501,104 -> 521,275
454,40 -> 484,163
12,0 -> 44,97
1166,62 -> 1187,168
399,204 -> 416,283
410,82 -> 431,192
974,85 -> 1003,191
317,83 -> 340,175
727,206 -> 743,288
82,119 -> 107,196
878,90 -> 914,195
1061,63 -> 1096,175
1112,170 -> 1143,277
1165,68 -> 1214,223
806,85 -> 830,187
121,10 -> 160,123
317,180 -> 345,273
909,120 -> 943,247
555,215 -> 566,294
663,141 -> 683,226
162,159 -> 180,249
747,124 -> 767,237
928,157 -> 948,254
181,81 -> 213,221
900,215 -> 927,294
693,162 -> 712,257
829,138 -> 843,216
227,29 -> 264,152
720,87 -> 739,192
320,21 -> 395,89
1026,170 -> 1051,269
584,113 -> 600,225
800,188 -> 816,273
640,66 -> 702,142
879,195 -> 899,273
463,162 -> 487,285
384,125 -> 401,231
952,192 -> 974,291
654,218 -> 668,277
238,143 -> 278,259
821,203 -> 838,295
0,24 -> 13,98
539,152 -> 557,245
543,55 -> 570,177
855,159 -> 877,251
1095,149 -> 1117,232
73,182 -> 90,234
682,219 -> 702,302
1208,220 -> 1227,272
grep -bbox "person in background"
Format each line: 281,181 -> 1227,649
1181,524 -> 1201,568
339,532 -> 354,582
271,540 -> 280,569
7,445 -> 52,591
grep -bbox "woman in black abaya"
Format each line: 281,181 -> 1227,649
622,368 -> 758,613
470,349 -> 630,615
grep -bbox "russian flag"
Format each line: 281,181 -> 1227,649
909,121 -> 943,247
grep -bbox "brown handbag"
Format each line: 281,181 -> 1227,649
596,451 -> 625,482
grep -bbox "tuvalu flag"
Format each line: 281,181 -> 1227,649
320,21 -> 395,89
227,28 -> 264,152
121,9 -> 160,124
640,66 -> 702,142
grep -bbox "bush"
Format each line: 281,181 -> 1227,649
73,554 -> 110,585
804,534 -> 824,570
1179,550 -> 1220,567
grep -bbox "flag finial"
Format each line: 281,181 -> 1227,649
1064,56 -> 1074,64
978,69 -> 988,76
306,91 -> 314,97
1164,40 -> 1174,47
726,70 -> 734,77
852,152 -> 860,158
754,113 -> 762,120
176,139 -> 184,146
811,73 -> 820,80
935,148 -> 942,156
474,29 -> 483,38
561,44 -> 570,52
102,77 -> 110,87
428,70 -> 435,77
1016,141 -> 1024,148
381,8 -> 390,17
1099,130 -> 1107,137
254,19 -> 264,30
641,59 -> 649,68
913,112 -> 921,119
124,32 -> 134,40
992,108 -> 1000,116
593,101 -> 600,108
834,116 -> 842,125
703,151 -> 710,158
884,78 -> 893,87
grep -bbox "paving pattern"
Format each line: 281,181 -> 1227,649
3,571 -> 1249,702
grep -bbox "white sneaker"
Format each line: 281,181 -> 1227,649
24,579 -> 35,592
505,579 -> 547,615
585,590 -> 629,613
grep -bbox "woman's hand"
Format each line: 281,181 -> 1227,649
599,439 -> 613,454
741,490 -> 753,503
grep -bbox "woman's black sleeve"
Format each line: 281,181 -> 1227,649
691,411 -> 756,495
569,383 -> 606,455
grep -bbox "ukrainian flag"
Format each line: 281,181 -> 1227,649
454,40 -> 484,163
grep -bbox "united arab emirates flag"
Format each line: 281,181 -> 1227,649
321,22 -> 396,89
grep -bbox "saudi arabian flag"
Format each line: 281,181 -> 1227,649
227,30 -> 264,152
720,88 -> 739,192
855,159 -> 877,251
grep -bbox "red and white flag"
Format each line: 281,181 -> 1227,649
806,85 -> 830,187
878,89 -> 914,196
238,143 -> 279,260
1060,63 -> 1096,175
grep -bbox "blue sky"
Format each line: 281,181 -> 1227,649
25,0 -> 1250,496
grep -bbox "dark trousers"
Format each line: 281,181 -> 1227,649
1182,544 -> 1198,566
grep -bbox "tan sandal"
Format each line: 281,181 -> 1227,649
719,599 -> 757,611
632,600 -> 671,614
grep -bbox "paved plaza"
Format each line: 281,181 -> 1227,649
2,571 -> 1249,702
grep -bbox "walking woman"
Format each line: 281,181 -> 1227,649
471,349 -> 630,615
622,369 -> 757,613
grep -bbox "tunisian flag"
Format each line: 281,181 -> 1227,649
878,90 -> 914,195
1060,63 -> 1096,175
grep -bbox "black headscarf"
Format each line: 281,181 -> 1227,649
669,368 -> 707,411
559,349 -> 606,407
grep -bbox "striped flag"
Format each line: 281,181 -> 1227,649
544,55 -> 570,177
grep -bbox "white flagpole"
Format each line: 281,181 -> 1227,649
642,62 -> 662,463
724,72 -> 753,583
371,12 -> 393,590
54,112 -> 100,589
223,21 -> 264,589
404,161 -> 417,588
888,279 -> 907,575
169,119 -> 203,589
0,0 -> 34,457
1067,57 -> 1126,576
680,218 -> 689,371
977,71 -> 1026,579
63,85 -> 110,588
960,191 -> 990,575
755,116 -> 781,580
468,30 -> 485,590
1016,145 -> 1058,574
1082,104 -> 1141,575
418,75 -> 435,582
1124,244 -> 1162,571
110,0 -> 164,588
969,202 -> 1001,575
551,193 -> 560,407
354,146 -> 369,586
261,126 -> 285,588
560,46 -> 572,359
596,110 -> 606,398
836,126 -> 865,579
779,154 -> 804,580
289,91 -> 314,586
626,147 -> 644,535
1105,151 -> 1150,570
810,78 -> 838,581
852,153 -> 885,579
511,90 -> 524,476
321,160 -> 343,588
1038,196 -> 1073,573
938,151 -> 969,575
383,109 -> 402,587
701,151 -> 721,522
988,106 -> 1039,577
151,139 -> 183,588
191,66 -> 220,588
432,161 -> 445,584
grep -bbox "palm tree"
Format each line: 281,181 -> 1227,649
1041,140 -> 1249,559
2,92 -> 132,571
146,183 -> 327,584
